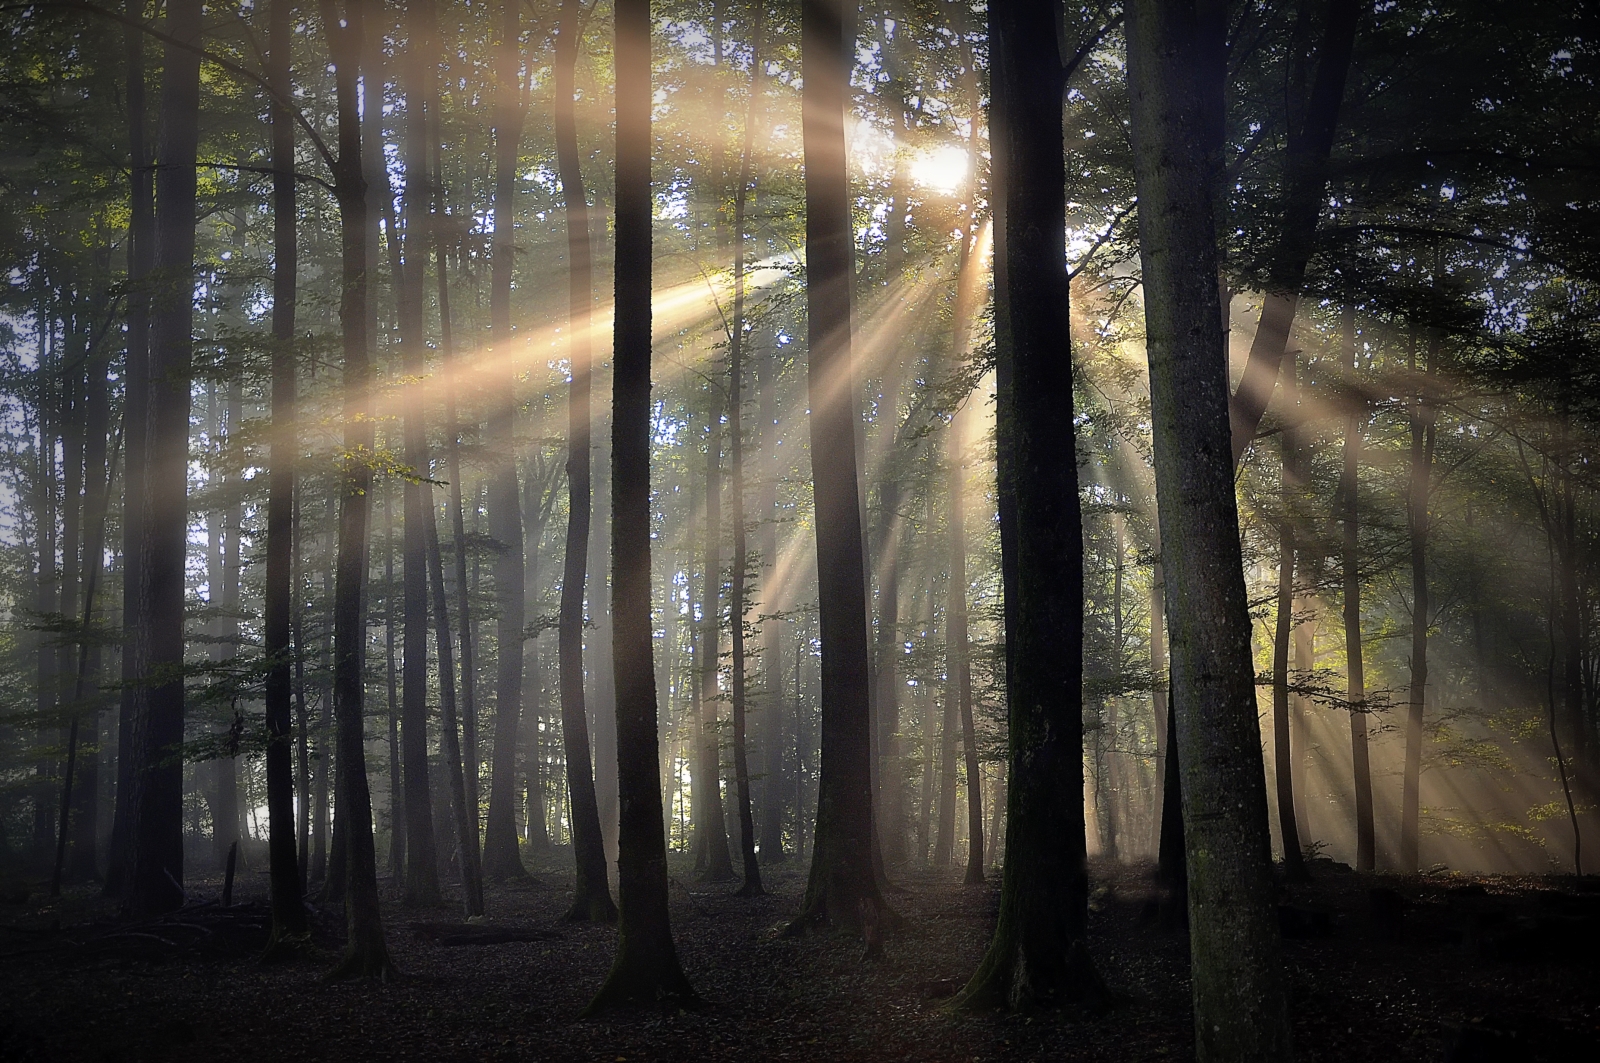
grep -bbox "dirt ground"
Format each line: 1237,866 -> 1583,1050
1,852 -> 1596,1062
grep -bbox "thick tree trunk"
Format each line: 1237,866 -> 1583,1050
587,0 -> 699,1008
1339,308 -> 1374,872
483,0 -> 530,882
321,0 -> 394,980
1126,1 -> 1291,1055
952,0 -> 1099,1010
553,0 -> 617,922
126,0 -> 203,916
787,0 -> 890,939
1400,334 -> 1436,873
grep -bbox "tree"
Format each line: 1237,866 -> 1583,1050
483,0 -> 531,883
726,0 -> 766,896
105,0 -> 152,901
404,0 -> 484,918
1338,305 -> 1375,873
951,0 -> 1101,1011
1228,0 -> 1360,462
1270,350 -> 1308,880
587,0 -> 699,1010
395,5 -> 443,910
1399,331 -> 1437,873
787,0 -> 888,938
321,0 -> 395,980
124,0 -> 203,916
1126,0 -> 1292,1057
553,0 -> 618,923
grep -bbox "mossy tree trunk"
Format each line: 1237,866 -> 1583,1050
1126,0 -> 1290,1055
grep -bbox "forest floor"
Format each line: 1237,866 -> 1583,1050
1,851 -> 1597,1062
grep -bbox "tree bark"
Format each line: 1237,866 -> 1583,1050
952,0 -> 1100,1010
1400,332 -> 1436,873
320,0 -> 395,980
587,0 -> 699,1008
552,0 -> 617,921
1126,1 -> 1292,1055
482,0 -> 530,882
384,484 -> 406,883
425,493 -> 487,916
1338,306 -> 1374,872
1272,351 -> 1307,880
727,2 -> 766,896
126,0 -> 203,916
1228,0 -> 1360,462
697,394 -> 734,882
757,302 -> 787,865
787,0 -> 890,939
106,0 -> 151,900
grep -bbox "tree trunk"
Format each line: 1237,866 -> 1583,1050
553,0 -> 617,922
1126,0 -> 1291,1054
430,60 -> 484,879
757,326 -> 787,864
482,0 -> 530,882
66,334 -> 112,883
388,0 -> 440,910
785,0 -> 889,939
424,493 -> 487,917
321,0 -> 394,980
35,328 -> 58,870
946,209 -> 986,886
106,1 -> 151,899
952,0 -> 1100,1010
1272,351 -> 1307,880
126,0 -> 203,916
294,490 -> 312,892
588,442 -> 620,863
587,0 -> 699,1007
697,397 -> 734,882
1227,0 -> 1360,462
56,331 -> 84,886
727,3 -> 766,896
1339,307 -> 1374,873
522,463 -> 552,851
384,485 -> 406,883
1400,332 -> 1436,873
915,583 -> 936,864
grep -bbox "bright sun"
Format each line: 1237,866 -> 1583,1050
910,145 -> 970,194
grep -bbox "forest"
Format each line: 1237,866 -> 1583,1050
0,0 -> 1596,1059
